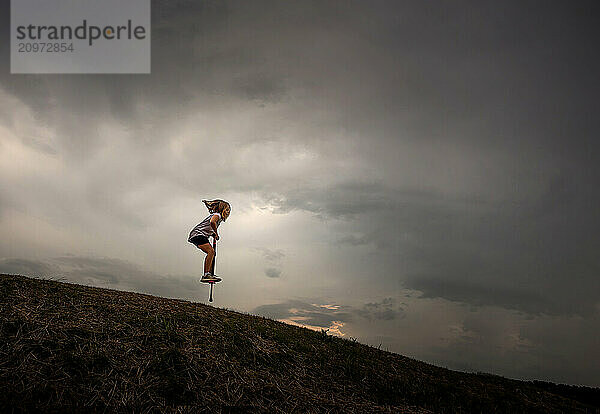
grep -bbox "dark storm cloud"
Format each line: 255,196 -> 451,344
258,169 -> 599,316
399,171 -> 600,316
258,249 -> 284,278
261,182 -> 398,218
337,234 -> 371,246
355,298 -> 404,321
0,258 -> 60,276
264,267 -> 281,278
51,256 -> 138,285
0,0 -> 237,158
253,297 -> 405,328
259,248 -> 285,262
253,300 -> 353,328
2,0 -> 598,142
231,73 -> 287,104
0,256 -> 198,300
408,278 -> 554,315
417,309 -> 600,386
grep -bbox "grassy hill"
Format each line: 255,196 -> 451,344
1,274 -> 598,413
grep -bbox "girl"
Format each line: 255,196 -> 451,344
188,199 -> 231,282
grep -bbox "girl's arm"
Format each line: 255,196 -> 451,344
210,214 -> 220,240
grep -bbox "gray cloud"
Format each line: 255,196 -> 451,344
264,267 -> 281,278
256,176 -> 599,316
253,300 -> 353,329
355,297 -> 404,321
0,258 -> 61,277
253,297 -> 406,327
337,234 -> 371,246
0,256 -> 198,301
258,249 -> 285,278
231,72 -> 287,104
260,182 -> 397,218
415,308 -> 600,387
407,278 -> 556,316
259,248 -> 285,262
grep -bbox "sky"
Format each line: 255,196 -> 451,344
0,0 -> 599,386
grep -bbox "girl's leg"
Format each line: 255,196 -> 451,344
197,243 -> 215,275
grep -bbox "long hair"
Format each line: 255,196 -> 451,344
202,199 -> 231,221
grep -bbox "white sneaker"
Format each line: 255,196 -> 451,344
201,274 -> 221,283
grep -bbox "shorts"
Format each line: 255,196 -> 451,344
189,235 -> 210,246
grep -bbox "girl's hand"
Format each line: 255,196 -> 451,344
214,233 -> 220,241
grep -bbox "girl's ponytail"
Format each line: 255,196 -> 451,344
202,199 -> 231,221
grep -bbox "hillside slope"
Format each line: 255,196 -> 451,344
0,274 -> 598,413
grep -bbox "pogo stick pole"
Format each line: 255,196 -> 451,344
208,236 -> 216,302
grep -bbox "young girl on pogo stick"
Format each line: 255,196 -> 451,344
188,199 -> 231,282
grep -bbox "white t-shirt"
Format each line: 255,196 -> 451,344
188,213 -> 221,241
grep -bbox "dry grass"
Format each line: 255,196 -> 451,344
0,274 -> 598,413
